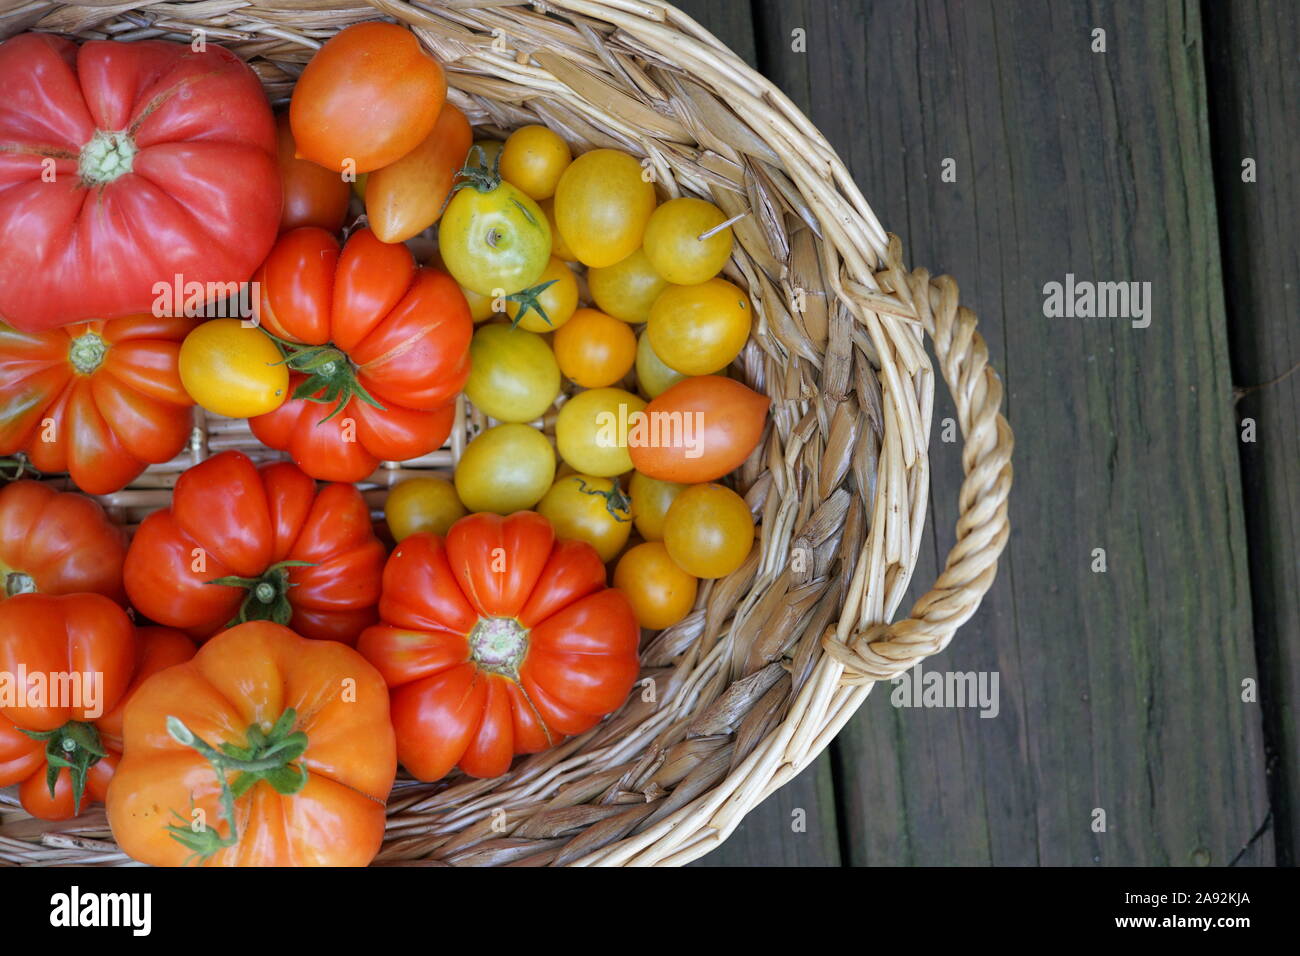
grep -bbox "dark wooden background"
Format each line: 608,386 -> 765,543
675,0 -> 1297,867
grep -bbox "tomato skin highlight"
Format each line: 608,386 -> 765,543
275,112 -> 350,234
358,512 -> 639,781
247,227 -> 471,482
290,22 -> 446,173
106,621 -> 396,866
366,103 -> 473,243
0,34 -> 281,332
628,376 -> 769,484
0,594 -> 196,821
0,314 -> 199,495
123,450 -> 386,644
0,481 -> 127,603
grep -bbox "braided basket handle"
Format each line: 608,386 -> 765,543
824,236 -> 1014,686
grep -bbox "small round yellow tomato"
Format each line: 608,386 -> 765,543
553,308 -> 637,388
647,277 -> 752,375
555,387 -> 645,477
179,319 -> 288,419
628,471 -> 685,541
642,197 -> 733,285
465,323 -> 560,423
554,149 -> 657,268
385,476 -> 466,540
506,256 -> 579,332
537,474 -> 632,563
499,125 -> 571,201
663,483 -> 754,579
635,331 -> 688,399
586,247 -> 668,324
539,197 -> 577,262
454,423 -> 555,514
613,541 -> 698,629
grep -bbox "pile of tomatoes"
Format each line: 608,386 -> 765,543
0,22 -> 770,866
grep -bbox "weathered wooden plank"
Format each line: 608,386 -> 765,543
1204,0 -> 1300,866
754,0 -> 1270,864
673,0 -> 841,867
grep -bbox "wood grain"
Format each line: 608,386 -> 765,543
753,0 -> 1271,865
1204,0 -> 1300,866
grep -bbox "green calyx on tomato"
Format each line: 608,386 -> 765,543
577,477 -> 632,523
79,128 -> 136,186
164,707 -> 309,864
68,331 -> 109,375
0,455 -> 37,481
209,558 -> 316,629
274,338 -> 386,423
18,719 -> 106,816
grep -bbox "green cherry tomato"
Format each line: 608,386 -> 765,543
465,323 -> 561,423
440,171 -> 551,297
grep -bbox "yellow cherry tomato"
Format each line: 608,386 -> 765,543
179,319 -> 288,419
463,284 -> 501,322
613,541 -> 698,630
553,308 -> 637,388
555,387 -> 645,477
587,247 -> 668,324
642,197 -> 733,285
628,471 -> 685,541
553,149 -> 657,268
506,256 -> 579,332
537,474 -> 632,563
454,423 -> 555,514
499,125 -> 571,201
465,323 -> 560,423
635,331 -> 689,399
646,277 -> 752,375
539,197 -> 577,262
385,476 -> 467,540
440,175 -> 550,297
663,483 -> 754,579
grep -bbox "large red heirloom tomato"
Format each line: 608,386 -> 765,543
248,227 -> 472,483
0,480 -> 127,603
0,593 -> 194,820
0,315 -> 198,494
358,511 -> 641,781
107,621 -> 396,867
123,450 -> 385,644
0,34 -> 280,332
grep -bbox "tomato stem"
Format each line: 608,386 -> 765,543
18,719 -> 106,816
4,570 -> 36,598
576,478 -> 632,522
79,129 -> 137,186
210,559 -> 315,629
0,455 -> 38,481
68,331 -> 109,375
451,143 -> 503,195
468,617 -> 529,679
264,337 -> 387,423
164,708 -> 309,864
505,279 -> 559,329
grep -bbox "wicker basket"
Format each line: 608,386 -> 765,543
0,0 -> 1013,867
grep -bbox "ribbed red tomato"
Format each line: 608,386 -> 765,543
123,450 -> 385,644
248,227 -> 471,482
0,480 -> 127,603
0,593 -> 194,820
0,314 -> 198,494
0,34 -> 280,332
358,511 -> 640,781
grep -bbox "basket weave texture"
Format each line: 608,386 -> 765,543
0,0 -> 1013,867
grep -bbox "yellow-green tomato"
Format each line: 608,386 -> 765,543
628,471 -> 685,541
454,423 -> 556,514
555,387 -> 645,477
537,474 -> 632,563
465,323 -> 560,423
385,476 -> 466,540
635,330 -> 687,399
553,149 -> 657,268
505,256 -> 579,332
587,247 -> 668,324
439,178 -> 551,296
646,277 -> 752,375
663,483 -> 754,579
642,197 -> 733,284
179,319 -> 288,419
